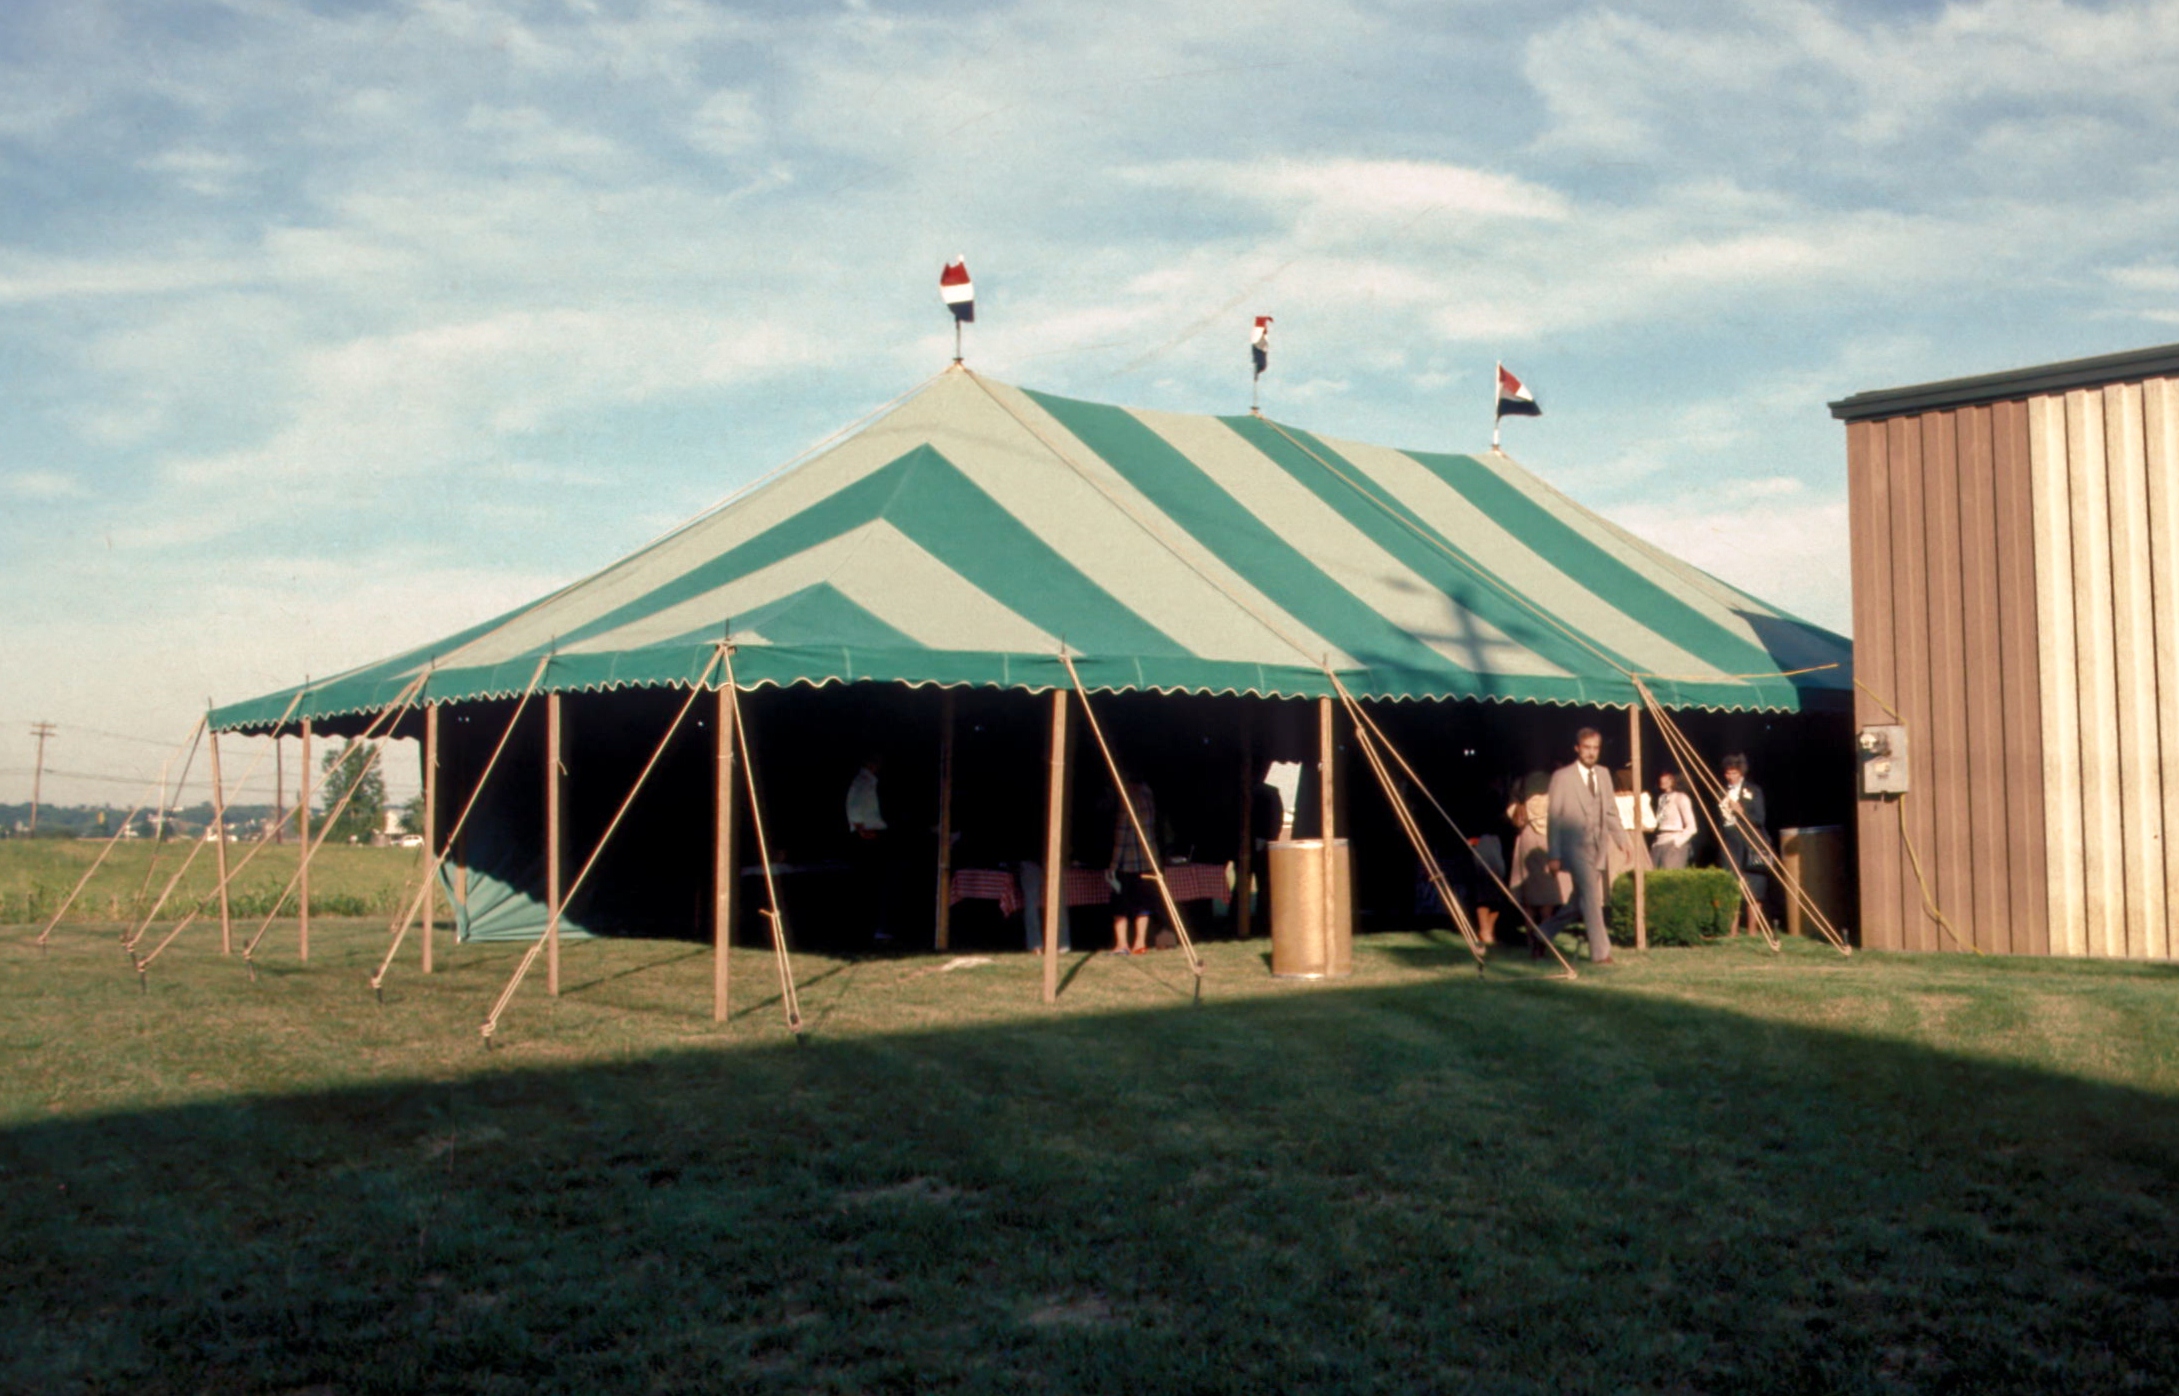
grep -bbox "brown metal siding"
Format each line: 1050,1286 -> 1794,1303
1990,400 -> 2050,957
1889,417 -> 1940,951
1847,372 -> 2179,959
1954,406 -> 2011,954
1921,412 -> 1974,950
1846,420 -> 1903,949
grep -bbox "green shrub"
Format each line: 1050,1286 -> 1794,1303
1606,868 -> 1742,947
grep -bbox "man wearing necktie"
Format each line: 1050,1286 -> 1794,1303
1544,726 -> 1631,965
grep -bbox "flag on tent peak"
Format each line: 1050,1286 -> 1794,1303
940,258 -> 974,323
1251,316 -> 1272,377
1495,363 -> 1540,419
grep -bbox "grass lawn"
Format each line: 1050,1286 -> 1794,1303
1,838 -> 420,925
4,916 -> 2177,1394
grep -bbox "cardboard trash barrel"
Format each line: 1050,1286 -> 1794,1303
1778,825 -> 1848,941
1267,837 -> 1353,978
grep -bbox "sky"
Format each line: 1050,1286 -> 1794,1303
8,0 -> 2179,810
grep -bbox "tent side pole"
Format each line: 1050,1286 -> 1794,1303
422,703 -> 438,975
713,681 -> 735,1023
934,690 -> 956,951
546,692 -> 563,998
208,726 -> 232,955
1235,706 -> 1255,938
1319,696 -> 1337,949
1041,688 -> 1068,1004
298,719 -> 312,963
1630,704 -> 1647,953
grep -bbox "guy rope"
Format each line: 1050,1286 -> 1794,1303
719,645 -> 804,1035
1325,671 -> 1580,979
34,713 -> 209,951
480,650 -> 725,1045
372,655 -> 552,999
1059,651 -> 1204,999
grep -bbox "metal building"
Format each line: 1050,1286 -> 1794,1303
1832,343 -> 2179,958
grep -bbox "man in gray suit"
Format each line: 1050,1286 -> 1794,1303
1544,726 -> 1631,965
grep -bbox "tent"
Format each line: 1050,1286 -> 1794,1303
209,367 -> 1850,950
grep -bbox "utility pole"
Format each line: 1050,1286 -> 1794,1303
28,722 -> 55,833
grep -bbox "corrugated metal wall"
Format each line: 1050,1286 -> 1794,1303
1847,377 -> 2179,957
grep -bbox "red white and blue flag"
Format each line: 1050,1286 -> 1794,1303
1251,316 -> 1272,377
940,258 -> 974,323
1495,363 -> 1541,419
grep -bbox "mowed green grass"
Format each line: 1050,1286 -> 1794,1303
1,837 -> 419,925
4,913 -> 2178,1394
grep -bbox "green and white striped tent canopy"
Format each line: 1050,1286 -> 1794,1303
211,367 -> 1847,733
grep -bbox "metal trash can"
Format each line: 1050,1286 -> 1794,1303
1267,837 -> 1352,978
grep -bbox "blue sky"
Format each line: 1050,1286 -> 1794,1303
8,0 -> 2179,809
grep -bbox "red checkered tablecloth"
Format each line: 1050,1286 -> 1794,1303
1062,868 -> 1112,907
948,868 -> 1023,918
1160,862 -> 1230,903
952,863 -> 1230,919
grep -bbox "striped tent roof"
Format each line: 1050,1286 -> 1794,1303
211,367 -> 1848,732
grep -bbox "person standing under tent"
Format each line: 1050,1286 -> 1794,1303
1651,770 -> 1699,869
1108,779 -> 1160,955
1717,754 -> 1769,936
1543,727 -> 1631,965
1610,766 -> 1655,883
845,754 -> 893,946
1507,773 -> 1564,958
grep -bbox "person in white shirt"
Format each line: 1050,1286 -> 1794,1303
845,755 -> 892,945
1651,770 -> 1698,869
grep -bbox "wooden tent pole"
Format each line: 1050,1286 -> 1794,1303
713,678 -> 736,1023
1041,688 -> 1068,1004
1235,705 -> 1255,938
207,722 -> 232,955
1630,703 -> 1647,953
546,692 -> 563,998
422,703 -> 438,974
935,689 -> 956,951
298,719 -> 312,962
1318,695 -> 1337,951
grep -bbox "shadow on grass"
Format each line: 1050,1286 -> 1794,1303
4,965 -> 2178,1394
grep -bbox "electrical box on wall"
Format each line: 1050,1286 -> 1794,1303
1857,725 -> 1909,796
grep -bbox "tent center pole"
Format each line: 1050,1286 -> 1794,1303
713,679 -> 735,1023
298,719 -> 312,963
1319,695 -> 1337,958
1630,703 -> 1647,953
1041,688 -> 1069,1003
935,690 -> 956,951
546,693 -> 563,997
422,703 -> 438,975
208,723 -> 232,955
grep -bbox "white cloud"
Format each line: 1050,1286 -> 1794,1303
3,469 -> 86,500
689,89 -> 764,156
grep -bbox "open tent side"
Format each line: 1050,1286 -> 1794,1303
207,368 -> 1851,963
